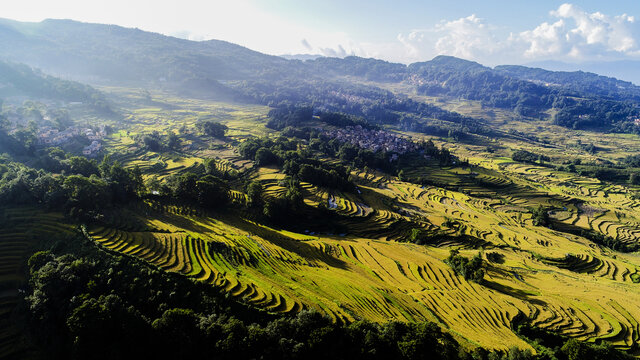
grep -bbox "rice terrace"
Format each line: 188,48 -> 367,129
4,8 -> 640,360
78,90 -> 640,353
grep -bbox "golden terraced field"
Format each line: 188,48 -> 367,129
85,160 -> 640,352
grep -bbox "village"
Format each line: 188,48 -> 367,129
37,125 -> 107,156
324,125 -> 418,156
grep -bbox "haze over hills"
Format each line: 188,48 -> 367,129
1,18 -> 638,98
5,16 -> 640,360
0,18 -> 291,85
526,60 -> 640,86
4,18 -> 640,136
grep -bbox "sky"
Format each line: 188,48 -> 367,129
3,0 -> 640,66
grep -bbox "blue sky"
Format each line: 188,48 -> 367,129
4,0 -> 640,66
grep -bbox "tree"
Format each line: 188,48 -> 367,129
255,148 -> 277,166
398,322 -> 458,360
196,121 -> 227,138
167,132 -> 181,149
63,175 -> 110,212
445,249 -> 485,283
67,295 -> 148,360
531,205 -> 549,227
152,308 -> 202,359
246,181 -> 264,207
561,339 -> 588,360
195,175 -> 229,208
106,162 -> 144,202
65,156 -> 99,177
142,135 -> 162,152
170,173 -> 199,200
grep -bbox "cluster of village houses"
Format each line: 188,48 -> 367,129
37,126 -> 107,156
324,125 -> 418,159
627,115 -> 640,126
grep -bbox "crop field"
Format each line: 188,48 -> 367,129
0,207 -> 76,359
56,89 -> 640,353
85,154 -> 640,352
99,88 -> 271,178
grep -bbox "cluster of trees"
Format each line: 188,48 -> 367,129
261,178 -> 305,222
240,137 -> 355,192
554,157 -> 639,185
512,149 -> 550,165
398,115 -> 494,141
138,131 -> 184,152
196,120 -> 227,138
578,229 -> 638,253
145,159 -> 236,209
552,98 -> 638,130
295,163 -> 353,191
265,106 -> 314,130
308,136 -> 396,173
445,249 -> 485,283
531,205 -> 550,227
266,105 -> 375,132
0,153 -> 143,217
242,177 -> 309,224
239,133 -> 457,192
163,172 -> 230,208
620,154 -> 640,168
310,132 -> 455,176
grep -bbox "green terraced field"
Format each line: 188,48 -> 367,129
14,89 -> 640,354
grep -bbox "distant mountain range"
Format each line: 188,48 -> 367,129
279,54 -> 324,61
526,60 -> 640,86
2,18 -> 640,132
0,18 -> 636,90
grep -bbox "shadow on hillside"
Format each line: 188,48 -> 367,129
482,279 -> 546,306
147,209 -> 214,235
229,217 -> 349,270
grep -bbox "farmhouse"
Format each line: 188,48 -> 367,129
82,140 -> 102,156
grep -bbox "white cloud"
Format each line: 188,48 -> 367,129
397,14 -> 504,64
396,3 -> 640,65
434,15 -> 500,59
518,20 -> 569,58
520,3 -> 639,59
3,1 -> 640,65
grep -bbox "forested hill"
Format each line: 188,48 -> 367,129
495,65 -> 640,101
0,60 -> 111,113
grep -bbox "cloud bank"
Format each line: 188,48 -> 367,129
395,3 -> 640,65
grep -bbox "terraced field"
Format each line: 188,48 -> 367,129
85,181 -> 640,353
87,202 -> 533,349
75,88 -> 640,352
0,208 -> 76,359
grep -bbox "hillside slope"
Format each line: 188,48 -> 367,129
0,18 -> 291,85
